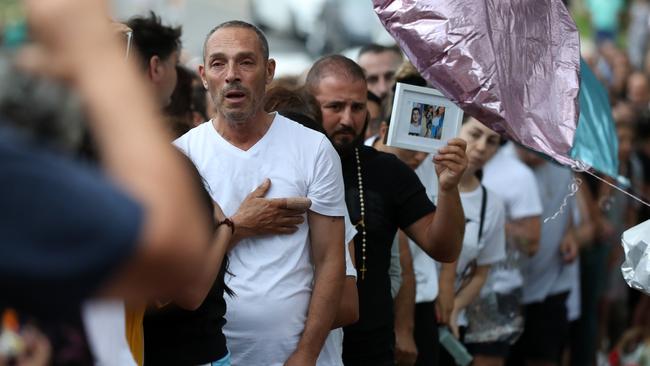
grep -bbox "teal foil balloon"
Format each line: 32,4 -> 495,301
570,59 -> 619,179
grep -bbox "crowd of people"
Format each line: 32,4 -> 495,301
2,1 -> 650,366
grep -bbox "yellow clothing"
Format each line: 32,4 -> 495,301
125,303 -> 146,366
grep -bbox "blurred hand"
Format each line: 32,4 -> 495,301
20,0 -> 122,80
395,330 -> 418,366
231,179 -> 311,243
560,231 -> 578,263
434,138 -> 468,192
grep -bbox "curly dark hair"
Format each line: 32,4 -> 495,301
127,12 -> 182,69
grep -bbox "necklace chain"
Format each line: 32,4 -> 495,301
355,148 -> 367,280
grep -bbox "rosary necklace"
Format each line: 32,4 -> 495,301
355,148 -> 367,280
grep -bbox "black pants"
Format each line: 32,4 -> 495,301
413,301 -> 439,366
507,292 -> 570,365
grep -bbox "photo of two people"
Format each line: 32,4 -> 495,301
408,102 -> 445,140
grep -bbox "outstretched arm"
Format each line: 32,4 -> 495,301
404,139 -> 467,262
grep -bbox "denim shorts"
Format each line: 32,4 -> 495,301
198,351 -> 230,366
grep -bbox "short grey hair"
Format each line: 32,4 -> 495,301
202,20 -> 269,61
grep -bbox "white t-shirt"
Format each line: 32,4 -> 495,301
455,185 -> 507,326
174,114 -> 347,366
455,186 -> 507,281
364,135 -> 379,147
482,143 -> 543,293
82,301 -> 137,366
483,143 -> 543,220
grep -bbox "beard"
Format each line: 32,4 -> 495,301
215,83 -> 258,123
329,119 -> 368,158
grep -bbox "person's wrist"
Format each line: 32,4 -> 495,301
396,324 -> 415,335
438,185 -> 459,196
216,217 -> 235,235
292,346 -> 319,362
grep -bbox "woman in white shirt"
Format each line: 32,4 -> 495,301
438,117 -> 507,366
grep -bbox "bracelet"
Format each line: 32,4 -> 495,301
216,217 -> 235,235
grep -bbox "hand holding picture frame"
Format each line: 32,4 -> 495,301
387,83 -> 464,154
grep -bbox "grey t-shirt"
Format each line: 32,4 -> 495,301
522,161 -> 575,304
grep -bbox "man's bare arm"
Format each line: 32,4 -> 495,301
436,262 -> 457,325
286,212 -> 344,366
404,187 -> 465,263
404,140 -> 467,262
331,242 -> 359,329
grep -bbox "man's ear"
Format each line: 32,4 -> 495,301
148,55 -> 162,83
266,58 -> 276,85
198,64 -> 208,90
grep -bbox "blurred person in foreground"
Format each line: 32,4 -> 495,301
305,54 -> 467,366
175,20 -> 346,366
1,0 -> 216,363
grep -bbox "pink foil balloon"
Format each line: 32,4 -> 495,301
374,0 -> 581,164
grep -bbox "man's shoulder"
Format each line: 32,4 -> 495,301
172,121 -> 212,155
274,114 -> 328,145
485,153 -> 536,186
177,121 -> 212,141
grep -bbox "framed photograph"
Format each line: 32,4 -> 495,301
386,83 -> 464,154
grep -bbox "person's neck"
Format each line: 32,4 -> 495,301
212,111 -> 275,151
373,135 -> 385,151
459,171 -> 481,193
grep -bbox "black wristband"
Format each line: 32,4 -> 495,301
216,217 -> 235,235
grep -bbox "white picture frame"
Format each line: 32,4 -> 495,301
386,83 -> 464,154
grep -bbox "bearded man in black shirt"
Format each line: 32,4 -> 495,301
305,55 -> 467,365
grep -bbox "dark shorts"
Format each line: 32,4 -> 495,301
413,301 -> 439,366
466,341 -> 510,358
507,291 -> 570,365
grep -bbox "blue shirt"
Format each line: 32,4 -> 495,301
0,126 -> 143,316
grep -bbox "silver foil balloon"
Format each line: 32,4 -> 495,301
621,220 -> 650,295
373,0 -> 581,164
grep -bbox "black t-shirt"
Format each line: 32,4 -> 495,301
342,146 -> 435,362
143,262 -> 228,365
